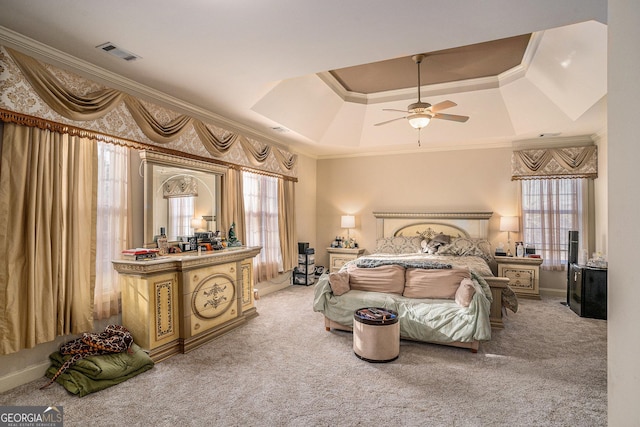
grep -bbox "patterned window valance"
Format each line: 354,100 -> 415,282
163,176 -> 198,198
4,47 -> 298,173
511,145 -> 598,180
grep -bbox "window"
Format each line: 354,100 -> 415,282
520,178 -> 588,270
95,142 -> 130,319
243,171 -> 282,281
168,196 -> 195,240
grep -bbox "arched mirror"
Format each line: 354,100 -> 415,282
140,150 -> 227,247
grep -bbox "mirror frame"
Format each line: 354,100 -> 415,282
140,150 -> 228,247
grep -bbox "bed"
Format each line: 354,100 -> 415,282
313,212 -> 514,352
368,211 -> 514,327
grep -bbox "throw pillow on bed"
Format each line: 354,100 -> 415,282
328,271 -> 350,296
403,268 -> 471,299
455,278 -> 477,307
347,264 -> 405,294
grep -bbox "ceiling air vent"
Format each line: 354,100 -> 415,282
271,126 -> 290,133
96,42 -> 141,62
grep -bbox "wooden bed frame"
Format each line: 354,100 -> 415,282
372,211 -> 510,329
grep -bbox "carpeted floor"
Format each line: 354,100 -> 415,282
0,284 -> 607,426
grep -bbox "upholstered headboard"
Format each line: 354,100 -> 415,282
373,212 -> 493,240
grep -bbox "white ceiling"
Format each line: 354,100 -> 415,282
0,0 -> 607,158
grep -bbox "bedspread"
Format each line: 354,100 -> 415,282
313,274 -> 492,344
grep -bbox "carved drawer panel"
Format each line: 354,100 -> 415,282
503,267 -> 535,290
187,263 -> 236,295
188,272 -> 237,336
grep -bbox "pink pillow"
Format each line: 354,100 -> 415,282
347,264 -> 405,294
403,268 -> 471,299
329,271 -> 350,296
455,278 -> 477,307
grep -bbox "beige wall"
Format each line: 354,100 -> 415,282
608,0 -> 640,423
316,147 -> 518,263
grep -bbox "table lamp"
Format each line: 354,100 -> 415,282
500,216 -> 519,256
341,215 -> 356,240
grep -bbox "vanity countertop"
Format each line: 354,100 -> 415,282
112,246 -> 262,273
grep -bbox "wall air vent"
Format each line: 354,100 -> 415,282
95,42 -> 141,62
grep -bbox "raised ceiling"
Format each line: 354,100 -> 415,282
329,35 -> 532,94
0,1 -> 608,158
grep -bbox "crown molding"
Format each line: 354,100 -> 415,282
512,134 -> 595,150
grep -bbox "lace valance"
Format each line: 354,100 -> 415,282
511,145 -> 598,180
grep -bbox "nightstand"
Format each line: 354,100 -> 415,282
327,247 -> 365,273
495,256 -> 543,299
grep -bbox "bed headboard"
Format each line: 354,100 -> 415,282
373,212 -> 493,240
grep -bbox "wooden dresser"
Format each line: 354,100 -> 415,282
113,246 -> 261,361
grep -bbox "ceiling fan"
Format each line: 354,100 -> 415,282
374,54 -> 469,144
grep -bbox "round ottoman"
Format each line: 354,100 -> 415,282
353,307 -> 399,363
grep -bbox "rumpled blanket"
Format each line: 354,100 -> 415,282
355,258 -> 452,270
44,343 -> 154,397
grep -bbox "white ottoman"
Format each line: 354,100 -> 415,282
353,307 -> 399,362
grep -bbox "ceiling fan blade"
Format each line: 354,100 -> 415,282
374,116 -> 407,126
432,113 -> 469,123
429,100 -> 457,113
382,108 -> 409,113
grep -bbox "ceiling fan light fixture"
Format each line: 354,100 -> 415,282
408,113 -> 431,129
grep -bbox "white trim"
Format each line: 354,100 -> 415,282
0,362 -> 50,393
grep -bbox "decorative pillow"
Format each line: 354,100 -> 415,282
422,233 -> 452,254
375,236 -> 423,254
328,270 -> 350,296
403,268 -> 471,299
347,264 -> 405,294
437,237 -> 493,262
455,278 -> 477,307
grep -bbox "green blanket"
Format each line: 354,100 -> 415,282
45,343 -> 154,397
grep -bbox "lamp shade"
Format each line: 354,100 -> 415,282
408,113 -> 431,129
499,216 -> 519,232
341,215 -> 356,229
191,217 -> 206,230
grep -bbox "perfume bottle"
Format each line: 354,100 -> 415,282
516,242 -> 524,257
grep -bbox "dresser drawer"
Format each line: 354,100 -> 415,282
187,263 -> 236,293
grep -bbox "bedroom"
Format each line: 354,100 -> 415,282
0,1 -> 638,424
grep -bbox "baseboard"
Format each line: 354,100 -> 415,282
255,281 -> 291,297
539,287 -> 566,298
254,271 -> 293,297
0,362 -> 50,393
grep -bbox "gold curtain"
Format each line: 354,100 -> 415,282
0,123 -> 97,355
278,178 -> 297,271
220,168 -> 246,244
7,47 -> 298,172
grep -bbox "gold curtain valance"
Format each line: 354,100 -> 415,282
511,145 -> 598,180
6,48 -> 297,172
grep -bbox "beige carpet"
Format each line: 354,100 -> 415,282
0,285 -> 607,426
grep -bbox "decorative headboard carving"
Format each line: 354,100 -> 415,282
394,224 -> 469,239
373,212 -> 493,240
